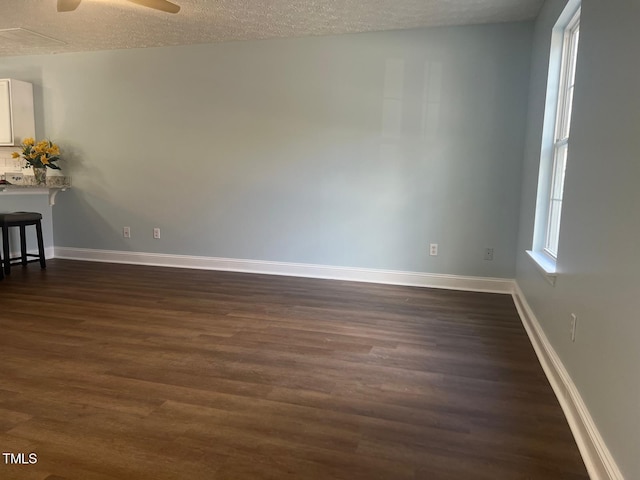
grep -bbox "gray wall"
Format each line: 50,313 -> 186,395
516,0 -> 640,477
0,23 -> 532,277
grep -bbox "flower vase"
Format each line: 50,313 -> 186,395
33,167 -> 47,185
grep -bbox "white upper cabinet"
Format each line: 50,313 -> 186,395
0,79 -> 35,146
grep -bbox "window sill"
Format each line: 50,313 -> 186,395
526,250 -> 557,286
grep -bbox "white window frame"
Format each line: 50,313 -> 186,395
544,9 -> 580,259
528,1 -> 581,282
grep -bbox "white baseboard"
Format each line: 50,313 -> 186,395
512,283 -> 624,480
53,247 -> 514,294
6,247 -> 54,260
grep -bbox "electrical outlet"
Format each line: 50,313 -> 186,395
429,243 -> 438,256
570,313 -> 578,342
153,227 -> 161,239
123,226 -> 131,238
6,172 -> 23,184
484,248 -> 494,261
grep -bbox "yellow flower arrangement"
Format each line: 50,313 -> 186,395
13,137 -> 62,170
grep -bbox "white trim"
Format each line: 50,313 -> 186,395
53,247 -> 514,294
512,283 -> 624,480
532,0 -> 581,260
544,6 -> 580,257
0,186 -> 69,206
526,249 -> 557,285
6,246 -> 54,259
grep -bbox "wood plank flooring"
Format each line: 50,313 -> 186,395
0,260 -> 589,479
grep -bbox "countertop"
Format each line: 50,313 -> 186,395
0,176 -> 71,205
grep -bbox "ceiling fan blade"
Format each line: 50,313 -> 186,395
126,0 -> 180,14
57,0 -> 82,12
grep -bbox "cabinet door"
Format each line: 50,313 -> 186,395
0,80 -> 12,144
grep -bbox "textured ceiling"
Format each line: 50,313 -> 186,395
0,0 -> 543,57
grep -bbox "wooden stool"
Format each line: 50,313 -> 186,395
0,212 -> 46,275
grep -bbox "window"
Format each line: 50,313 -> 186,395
529,2 -> 581,278
545,9 -> 580,258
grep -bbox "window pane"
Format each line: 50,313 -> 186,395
558,30 -> 578,139
546,199 -> 563,256
550,143 -> 568,201
563,85 -> 575,137
568,29 -> 580,84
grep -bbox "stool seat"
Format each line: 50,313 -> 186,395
0,212 -> 43,224
0,211 -> 46,275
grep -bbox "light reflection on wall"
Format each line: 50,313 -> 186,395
421,60 -> 442,140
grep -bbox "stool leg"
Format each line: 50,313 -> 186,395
20,225 -> 27,266
2,225 -> 10,275
0,249 -> 3,281
35,221 -> 46,270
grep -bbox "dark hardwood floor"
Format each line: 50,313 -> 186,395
0,260 -> 588,479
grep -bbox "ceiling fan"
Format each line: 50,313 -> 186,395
57,0 -> 180,14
